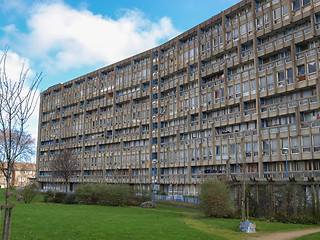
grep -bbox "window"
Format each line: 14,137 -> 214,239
235,83 -> 241,98
201,44 -> 205,54
201,94 -> 206,106
213,37 -> 218,47
313,134 -> 320,152
226,32 -> 231,43
280,138 -> 289,150
259,76 -> 266,92
240,24 -> 246,35
214,90 -> 220,103
253,141 -> 258,157
202,147 -> 207,160
264,13 -> 270,28
248,21 -> 253,34
277,71 -> 285,87
246,142 -> 251,157
262,140 -> 269,156
233,28 -> 239,41
190,48 -> 194,58
221,88 -> 225,102
315,13 -> 320,24
292,0 -> 300,11
302,136 -> 311,153
243,81 -> 249,96
250,79 -> 256,94
286,68 -> 293,84
207,41 -> 210,53
290,137 -> 299,154
219,35 -> 223,47
216,146 -> 221,155
184,51 -> 188,60
228,86 -> 234,99
271,139 -> 277,156
282,4 -> 289,16
152,108 -> 158,115
152,138 -> 157,144
222,145 -> 228,159
152,93 -> 158,100
207,92 -> 212,105
267,74 -> 274,90
297,65 -> 305,76
302,0 -> 310,6
307,62 -> 316,74
256,17 -> 263,30
273,8 -> 281,24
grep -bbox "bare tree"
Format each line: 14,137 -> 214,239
0,48 -> 42,239
0,131 -> 35,187
52,148 -> 77,193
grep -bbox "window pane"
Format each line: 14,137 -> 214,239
282,4 -> 289,16
297,65 -> 305,76
290,137 -> 299,154
233,28 -> 239,39
302,136 -> 311,153
271,139 -> 277,155
236,83 -> 241,93
273,8 -> 280,21
314,134 -> 320,152
278,71 -> 284,81
292,0 -> 300,11
240,24 -> 246,35
308,62 -> 316,74
286,68 -> 293,78
303,0 -> 310,6
260,76 -> 266,91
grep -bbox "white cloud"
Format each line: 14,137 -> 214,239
0,49 -> 32,82
0,0 -> 28,13
17,2 -> 179,72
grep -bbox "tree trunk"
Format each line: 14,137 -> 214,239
5,174 -> 11,205
3,174 -> 13,240
66,180 -> 68,193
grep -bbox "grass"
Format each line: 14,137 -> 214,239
0,189 -> 318,240
295,232 -> 320,240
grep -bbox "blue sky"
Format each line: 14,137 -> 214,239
0,0 -> 240,143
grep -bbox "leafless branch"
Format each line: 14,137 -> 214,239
51,148 -> 77,192
0,48 -> 43,204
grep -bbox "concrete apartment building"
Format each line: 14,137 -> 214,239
37,0 -> 320,195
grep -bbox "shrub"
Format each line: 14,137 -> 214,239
199,179 -> 235,218
63,193 -> 76,204
95,184 -> 128,206
125,187 -> 151,206
53,192 -> 67,203
75,184 -> 126,206
75,184 -> 149,206
44,190 -> 54,203
19,183 -> 38,203
274,211 -> 319,224
75,184 -> 95,205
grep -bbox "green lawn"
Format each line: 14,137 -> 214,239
0,190 -> 318,240
295,232 -> 320,240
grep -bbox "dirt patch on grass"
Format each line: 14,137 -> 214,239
250,228 -> 320,240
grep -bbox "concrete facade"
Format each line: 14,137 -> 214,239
37,0 -> 320,195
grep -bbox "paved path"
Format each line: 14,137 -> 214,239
251,228 -> 320,240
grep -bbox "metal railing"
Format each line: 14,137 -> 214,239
155,194 -> 199,204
